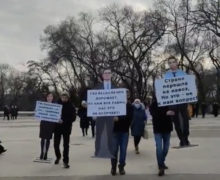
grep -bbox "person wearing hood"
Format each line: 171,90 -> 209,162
131,99 -> 147,154
78,101 -> 91,136
54,93 -> 76,168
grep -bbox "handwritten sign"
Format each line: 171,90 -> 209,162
155,75 -> 197,106
35,101 -> 62,122
87,88 -> 127,117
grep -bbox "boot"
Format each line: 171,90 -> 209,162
135,146 -> 140,154
43,153 -> 47,160
118,164 -> 125,175
111,160 -> 117,176
40,153 -> 44,160
158,168 -> 165,176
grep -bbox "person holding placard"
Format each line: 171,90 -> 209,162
39,93 -> 56,160
92,68 -> 118,158
54,93 -> 76,168
164,56 -> 191,147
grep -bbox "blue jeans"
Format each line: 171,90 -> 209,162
154,133 -> 171,168
111,132 -> 129,166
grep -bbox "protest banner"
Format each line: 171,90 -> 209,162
155,75 -> 197,107
87,88 -> 127,117
35,101 -> 62,122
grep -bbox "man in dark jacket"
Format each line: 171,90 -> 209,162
110,99 -> 133,176
150,96 -> 173,176
54,93 -> 76,168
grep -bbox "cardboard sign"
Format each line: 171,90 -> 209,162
35,101 -> 62,122
155,75 -> 197,106
87,88 -> 127,117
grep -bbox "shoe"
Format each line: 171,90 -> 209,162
40,153 -> 43,160
135,146 -> 140,154
54,158 -> 60,164
63,163 -> 70,168
111,168 -> 117,176
158,168 -> 165,176
162,164 -> 168,170
0,149 -> 7,154
43,153 -> 47,160
118,165 -> 125,175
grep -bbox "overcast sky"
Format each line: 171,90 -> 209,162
0,0 -> 153,70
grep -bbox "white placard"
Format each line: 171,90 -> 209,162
87,88 -> 127,117
35,101 -> 62,122
155,75 -> 198,107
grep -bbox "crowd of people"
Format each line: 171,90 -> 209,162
0,56 -> 219,177
3,105 -> 18,120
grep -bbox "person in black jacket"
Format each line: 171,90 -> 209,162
150,95 -> 174,177
54,93 -> 76,168
39,93 -> 56,160
110,96 -> 133,176
78,101 -> 90,136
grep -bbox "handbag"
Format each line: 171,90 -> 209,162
142,127 -> 149,139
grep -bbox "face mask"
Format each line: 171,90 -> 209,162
134,104 -> 141,109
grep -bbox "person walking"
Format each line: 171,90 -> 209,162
78,101 -> 90,136
54,93 -> 76,168
39,93 -> 56,160
150,95 -> 173,176
212,102 -> 219,117
131,99 -> 147,154
110,95 -> 133,176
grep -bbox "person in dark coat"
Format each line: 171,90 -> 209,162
131,99 -> 147,154
201,102 -> 207,118
78,101 -> 90,136
39,93 -> 56,160
14,105 -> 18,119
150,95 -> 174,176
54,93 -> 76,168
3,106 -> 10,120
10,105 -> 16,120
212,102 -> 219,117
110,97 -> 133,176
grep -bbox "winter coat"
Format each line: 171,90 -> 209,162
131,103 -> 147,137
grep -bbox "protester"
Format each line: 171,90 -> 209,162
78,101 -> 90,136
3,105 -> 10,120
212,102 -> 219,117
131,99 -> 147,154
110,91 -> 133,176
150,95 -> 173,176
39,93 -> 56,160
164,56 -> 191,147
54,93 -> 76,168
91,68 -> 118,158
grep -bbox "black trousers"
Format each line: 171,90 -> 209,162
173,111 -> 189,145
134,136 -> 142,147
54,132 -> 70,164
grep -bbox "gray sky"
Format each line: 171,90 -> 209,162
0,0 -> 153,70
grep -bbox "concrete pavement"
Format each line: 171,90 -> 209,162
0,115 -> 220,179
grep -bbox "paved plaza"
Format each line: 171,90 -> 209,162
0,115 -> 220,179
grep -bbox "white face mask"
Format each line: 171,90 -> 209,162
134,104 -> 141,109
